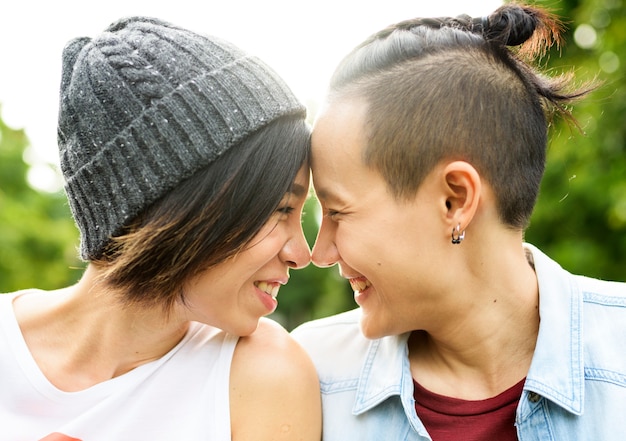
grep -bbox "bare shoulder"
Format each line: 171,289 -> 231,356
230,318 -> 321,441
234,318 -> 312,365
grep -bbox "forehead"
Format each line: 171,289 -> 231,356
310,98 -> 373,202
312,97 -> 368,151
288,166 -> 310,198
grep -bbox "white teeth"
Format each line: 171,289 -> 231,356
270,285 -> 279,299
256,281 -> 280,300
349,278 -> 371,293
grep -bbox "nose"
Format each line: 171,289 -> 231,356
311,217 -> 339,268
280,221 -> 311,270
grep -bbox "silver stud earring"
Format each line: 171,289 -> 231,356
451,224 -> 465,244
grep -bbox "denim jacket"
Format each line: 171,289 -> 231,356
292,244 -> 626,440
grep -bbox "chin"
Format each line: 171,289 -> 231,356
237,324 -> 260,337
359,314 -> 390,340
223,318 -> 261,337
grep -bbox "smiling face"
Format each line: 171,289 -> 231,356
310,98 -> 454,339
180,166 -> 311,336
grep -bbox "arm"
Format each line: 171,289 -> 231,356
230,318 -> 322,441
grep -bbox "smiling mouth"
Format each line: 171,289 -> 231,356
349,277 -> 371,293
255,281 -> 280,300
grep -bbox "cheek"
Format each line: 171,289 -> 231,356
334,231 -> 356,256
335,221 -> 384,256
238,234 -> 284,271
255,227 -> 286,253
183,252 -> 255,299
333,225 -> 380,273
183,267 -> 225,302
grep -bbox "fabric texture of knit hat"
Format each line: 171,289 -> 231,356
58,16 -> 306,261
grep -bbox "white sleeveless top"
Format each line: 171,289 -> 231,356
0,290 -> 239,441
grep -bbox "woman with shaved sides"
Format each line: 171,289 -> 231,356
294,3 -> 625,440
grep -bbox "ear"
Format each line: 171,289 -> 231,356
442,161 -> 481,231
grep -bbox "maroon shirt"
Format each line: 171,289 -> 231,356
413,378 -> 525,441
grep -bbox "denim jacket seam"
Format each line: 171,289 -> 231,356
583,368 -> 626,387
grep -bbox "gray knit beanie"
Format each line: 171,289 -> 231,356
58,16 -> 306,261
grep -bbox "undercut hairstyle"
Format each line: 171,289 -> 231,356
328,3 -> 593,229
94,116 -> 310,312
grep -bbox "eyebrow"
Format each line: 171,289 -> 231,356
313,186 -> 339,203
288,183 -> 309,199
314,188 -> 329,201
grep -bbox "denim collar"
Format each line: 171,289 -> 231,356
523,244 -> 584,416
352,333 -> 409,415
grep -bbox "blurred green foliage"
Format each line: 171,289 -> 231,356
525,0 -> 626,282
0,112 -> 83,292
0,0 -> 624,330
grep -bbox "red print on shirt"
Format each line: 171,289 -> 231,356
39,433 -> 82,441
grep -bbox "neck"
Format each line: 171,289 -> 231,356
409,240 -> 539,400
14,265 -> 190,391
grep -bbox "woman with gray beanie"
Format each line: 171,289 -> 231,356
0,17 -> 321,440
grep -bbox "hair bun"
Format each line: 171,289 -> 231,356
486,4 -> 539,46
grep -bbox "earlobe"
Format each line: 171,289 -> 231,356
442,161 -> 481,230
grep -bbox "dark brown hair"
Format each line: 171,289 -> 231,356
328,3 -> 593,229
93,116 -> 310,312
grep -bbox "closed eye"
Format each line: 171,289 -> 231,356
277,206 -> 295,215
324,209 -> 341,221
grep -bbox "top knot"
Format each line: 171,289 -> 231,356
484,4 -> 539,46
478,4 -> 563,56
